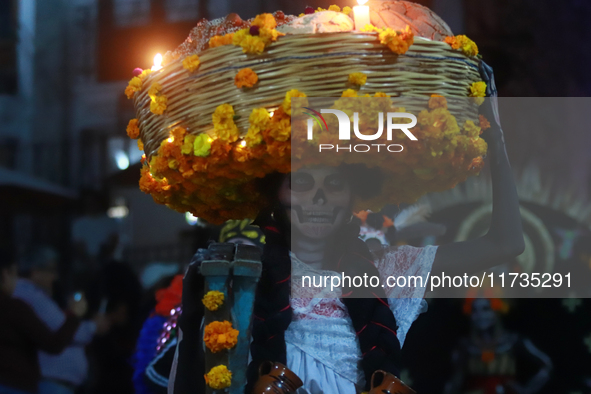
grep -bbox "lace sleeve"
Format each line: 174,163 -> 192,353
374,245 -> 438,347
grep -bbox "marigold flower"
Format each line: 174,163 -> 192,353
148,83 -> 163,100
126,118 -> 140,139
182,54 -> 200,73
240,35 -> 266,54
204,365 -> 232,390
374,92 -> 389,98
379,26 -> 414,54
193,134 -> 212,157
137,139 -> 144,151
209,33 -> 234,48
125,77 -> 142,99
203,321 -> 239,353
268,117 -> 291,142
150,95 -> 168,115
252,13 -> 277,29
235,68 -> 258,88
444,35 -> 478,57
479,114 -> 491,131
429,95 -> 448,109
341,88 -> 358,97
202,290 -> 225,311
328,5 -> 341,12
282,89 -> 307,115
139,69 -> 153,80
463,120 -> 481,138
232,29 -> 249,46
342,6 -> 352,15
348,72 -> 367,86
249,107 -> 270,127
259,27 -> 283,45
469,81 -> 487,105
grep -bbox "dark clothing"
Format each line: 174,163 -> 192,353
0,292 -> 79,393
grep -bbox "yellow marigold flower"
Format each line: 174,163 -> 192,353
444,35 -> 478,57
212,103 -> 235,125
182,134 -> 196,155
379,26 -> 414,54
463,120 -> 481,138
245,127 -> 263,147
269,117 -> 291,142
193,134 -> 212,157
341,88 -> 358,97
328,5 -> 341,12
374,92 -> 389,97
212,104 -> 239,142
125,77 -> 142,99
469,81 -> 486,105
361,24 -> 380,33
139,69 -> 153,80
202,290 -> 225,311
469,81 -> 487,97
203,321 -> 239,353
252,13 -> 277,29
259,27 -> 284,45
234,68 -> 258,88
249,107 -> 270,128
209,33 -> 234,48
148,83 -> 163,100
299,13 -> 305,17
182,54 -> 200,73
429,94 -> 448,109
282,89 -> 307,115
137,138 -> 144,151
150,96 -> 168,115
126,118 -> 140,139
204,365 -> 232,390
232,29 -> 249,46
315,7 -> 326,12
168,159 -> 179,169
342,6 -> 352,15
240,35 -> 266,54
348,72 -> 367,86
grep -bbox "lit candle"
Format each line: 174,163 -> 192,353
353,0 -> 370,31
151,53 -> 163,71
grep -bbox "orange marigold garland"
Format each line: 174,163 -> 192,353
203,321 -> 239,353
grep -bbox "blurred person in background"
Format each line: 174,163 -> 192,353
12,247 -> 111,394
0,253 -> 85,394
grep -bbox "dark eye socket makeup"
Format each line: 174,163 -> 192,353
290,172 -> 348,193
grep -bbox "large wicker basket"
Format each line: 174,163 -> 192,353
134,32 -> 481,158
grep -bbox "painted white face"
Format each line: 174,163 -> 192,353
278,166 -> 352,239
471,298 -> 497,331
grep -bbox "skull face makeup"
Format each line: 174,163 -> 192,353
278,166 -> 352,239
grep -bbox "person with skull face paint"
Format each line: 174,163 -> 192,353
169,50 -> 524,394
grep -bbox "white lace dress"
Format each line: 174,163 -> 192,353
284,245 -> 438,394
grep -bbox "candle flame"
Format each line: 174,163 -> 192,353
152,53 -> 163,71
357,0 -> 369,5
240,140 -> 247,147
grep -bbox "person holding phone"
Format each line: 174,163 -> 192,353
0,255 -> 85,394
